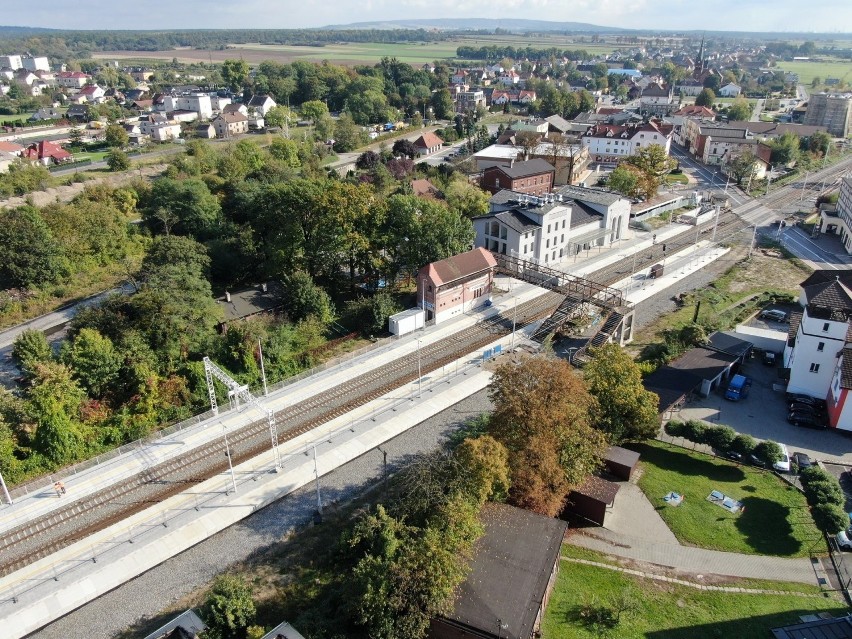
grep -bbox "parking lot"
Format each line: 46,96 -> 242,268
677,352 -> 852,465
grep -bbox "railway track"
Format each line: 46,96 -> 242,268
0,290 -> 563,578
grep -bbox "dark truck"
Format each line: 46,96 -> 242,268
725,374 -> 752,401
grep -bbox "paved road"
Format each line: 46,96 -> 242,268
670,143 -> 748,206
750,98 -> 765,122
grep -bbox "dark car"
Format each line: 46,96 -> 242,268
791,452 -> 812,471
788,410 -> 827,429
789,401 -> 826,417
763,351 -> 777,366
786,394 -> 827,410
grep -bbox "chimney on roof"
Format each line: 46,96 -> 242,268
225,291 -> 231,303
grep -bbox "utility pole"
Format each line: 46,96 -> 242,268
800,170 -> 809,203
416,339 -> 423,398
376,446 -> 388,496
511,296 -> 518,350
313,445 -> 322,519
223,427 -> 237,494
258,339 -> 268,397
748,224 -> 758,258
712,204 -> 721,243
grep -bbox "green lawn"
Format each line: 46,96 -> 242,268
543,548 -> 847,639
665,173 -> 689,185
776,59 -> 852,89
628,441 -> 823,557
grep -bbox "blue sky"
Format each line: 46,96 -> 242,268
5,0 -> 851,32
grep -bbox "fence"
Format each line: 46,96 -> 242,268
48,158 -> 92,172
0,336 -> 513,609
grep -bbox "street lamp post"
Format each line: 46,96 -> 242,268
313,444 -> 323,518
510,296 -> 518,350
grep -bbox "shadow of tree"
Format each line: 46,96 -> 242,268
736,496 -> 800,556
628,442 -> 747,483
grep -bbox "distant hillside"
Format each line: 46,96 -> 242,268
0,25 -> 59,35
322,18 -> 626,33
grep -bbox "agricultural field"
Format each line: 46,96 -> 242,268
775,59 -> 852,88
92,34 -> 631,66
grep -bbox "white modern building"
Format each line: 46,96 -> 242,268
472,186 -> 631,266
163,94 -> 213,120
820,177 -> 852,254
784,271 -> 852,400
0,55 -> 22,70
22,56 -> 50,72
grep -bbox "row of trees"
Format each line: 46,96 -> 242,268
798,466 -> 849,536
664,419 -> 783,468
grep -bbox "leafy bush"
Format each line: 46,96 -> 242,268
811,502 -> 849,536
804,480 -> 844,508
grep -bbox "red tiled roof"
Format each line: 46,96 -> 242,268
421,247 -> 497,287
58,71 -> 90,79
674,105 -> 716,117
414,132 -> 443,149
0,141 -> 24,154
27,140 -> 71,161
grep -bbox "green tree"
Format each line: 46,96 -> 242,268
12,329 -> 52,378
430,88 -> 455,119
300,99 -> 329,123
453,435 -> 511,503
267,138 -> 301,167
104,123 -> 129,148
583,343 -> 659,442
727,150 -> 758,185
281,271 -> 335,325
769,131 -> 801,165
704,425 -> 736,452
726,97 -> 753,122
106,148 -> 130,172
607,164 -> 640,197
444,179 -> 490,218
201,575 -> 256,639
333,113 -> 366,152
811,502 -> 848,535
344,292 -> 402,335
68,126 -> 83,146
627,144 -> 677,199
0,206 -> 68,288
804,480 -> 844,507
753,440 -> 782,467
731,433 -> 756,457
61,328 -> 122,398
145,178 -> 222,239
808,131 -> 831,156
695,88 -> 716,108
263,105 -> 291,129
221,59 -> 249,92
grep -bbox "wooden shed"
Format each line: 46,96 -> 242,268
604,446 -> 641,481
565,476 -> 620,526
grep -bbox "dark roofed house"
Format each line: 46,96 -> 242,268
707,331 -> 753,364
604,445 -> 641,480
216,282 -> 282,329
142,610 -> 205,639
565,475 -> 620,526
416,248 -> 497,324
669,346 -> 739,396
772,615 -> 852,638
430,503 -> 567,639
411,178 -> 442,201
642,365 -> 703,415
482,159 -> 555,195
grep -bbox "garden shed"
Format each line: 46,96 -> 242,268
604,446 -> 640,481
565,476 -> 620,526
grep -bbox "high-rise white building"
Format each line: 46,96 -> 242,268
22,56 -> 50,72
0,55 -> 22,70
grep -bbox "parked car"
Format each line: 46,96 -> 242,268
791,452 -> 812,472
788,410 -> 827,429
760,309 -> 788,322
837,530 -> 852,551
788,402 -> 825,418
763,351 -> 777,366
773,443 -> 791,473
785,393 -> 827,410
725,374 -> 752,401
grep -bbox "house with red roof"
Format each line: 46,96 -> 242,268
0,141 -> 25,156
581,121 -> 673,164
416,247 -> 498,324
57,71 -> 91,89
412,131 -> 443,156
24,140 -> 72,166
71,84 -> 106,104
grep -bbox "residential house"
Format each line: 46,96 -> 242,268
450,69 -> 469,85
217,283 -> 283,328
473,185 -> 630,265
30,107 -> 63,121
222,103 -> 249,117
412,131 -> 443,156
543,114 -> 573,135
803,92 -> 852,138
481,159 -> 556,196
455,90 -> 486,113
212,112 -> 249,138
74,84 -> 106,104
139,116 -> 182,142
416,247 -> 496,324
169,110 -> 199,124
56,71 -> 91,89
129,68 -> 155,83
163,94 -> 213,119
0,150 -> 17,174
24,140 -> 72,165
784,271 -> 852,428
22,56 -> 50,72
195,122 -> 216,139
0,141 -> 25,156
513,119 -> 550,135
411,178 -> 442,201
66,104 -> 90,121
471,144 -> 524,171
820,177 -> 852,253
142,610 -> 206,639
489,89 -> 536,106
210,95 -> 232,112
259,622 -> 307,639
675,78 -> 704,97
639,82 -> 676,116
429,503 -> 567,639
721,142 -> 772,180
581,121 -> 673,164
247,94 -> 276,116
0,55 -> 22,70
497,70 -> 521,86
530,141 -> 590,185
719,82 -> 742,98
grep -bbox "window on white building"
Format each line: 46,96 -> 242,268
823,323 -> 830,332
810,363 -> 820,373
818,342 -> 825,352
